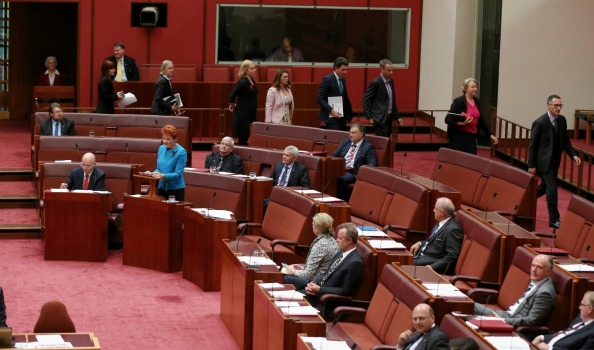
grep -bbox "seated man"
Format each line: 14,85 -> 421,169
204,136 -> 243,174
532,290 -> 594,350
60,153 -> 106,191
302,222 -> 363,308
39,103 -> 75,136
394,303 -> 449,350
474,254 -> 556,327
272,145 -> 311,188
331,122 -> 377,200
0,286 -> 6,327
410,197 -> 463,274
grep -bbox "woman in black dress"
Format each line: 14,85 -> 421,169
228,60 -> 258,145
96,60 -> 123,114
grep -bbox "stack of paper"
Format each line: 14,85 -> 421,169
559,263 -> 594,272
422,283 -> 467,297
367,239 -> 405,249
280,305 -> 319,316
300,336 -> 352,350
269,290 -> 305,300
484,336 -> 531,349
237,256 -> 276,266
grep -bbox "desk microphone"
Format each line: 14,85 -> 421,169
400,152 -> 408,175
360,210 -> 373,230
550,228 -> 557,254
236,224 -> 249,253
247,237 -> 263,269
579,246 -> 591,276
125,142 -> 130,164
321,177 -> 333,203
154,119 -> 159,125
432,164 -> 442,190
270,264 -> 284,295
206,192 -> 217,218
89,116 -> 93,128
507,204 -> 519,235
322,134 -> 327,152
75,143 -> 79,162
483,192 -> 498,222
247,154 -> 252,175
301,170 -> 308,194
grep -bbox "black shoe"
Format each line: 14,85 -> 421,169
549,221 -> 561,229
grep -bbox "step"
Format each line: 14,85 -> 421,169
0,195 -> 37,209
0,224 -> 42,239
0,169 -> 34,181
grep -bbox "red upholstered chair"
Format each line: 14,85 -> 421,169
34,301 -> 76,333
203,66 -> 231,82
266,67 -> 292,82
439,314 -> 495,349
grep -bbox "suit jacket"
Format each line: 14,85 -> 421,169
445,95 -> 493,140
331,138 -> 377,174
362,75 -> 399,125
265,87 -> 294,123
272,161 -> 311,188
403,326 -> 449,350
96,76 -> 118,114
205,152 -> 243,174
106,55 -> 139,81
151,74 -> 174,115
413,217 -> 463,274
39,118 -> 75,136
312,249 -> 363,297
317,73 -> 353,124
543,317 -> 594,350
65,167 -> 106,191
37,70 -> 66,86
0,286 -> 6,328
528,113 -> 577,174
500,277 -> 556,327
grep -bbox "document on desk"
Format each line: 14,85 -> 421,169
291,189 -> 320,195
237,256 -> 277,266
367,239 -> 405,249
269,290 -> 305,300
357,228 -> 387,237
300,336 -> 352,350
316,196 -> 342,203
192,208 -> 234,220
559,263 -> 594,272
280,305 -> 319,316
274,301 -> 300,307
16,334 -> 74,349
258,282 -> 285,290
50,188 -> 69,192
422,283 -> 460,292
484,336 -> 530,350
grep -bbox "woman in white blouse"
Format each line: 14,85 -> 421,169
265,69 -> 294,125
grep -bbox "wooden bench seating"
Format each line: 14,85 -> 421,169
433,148 -> 538,230
249,122 -> 394,168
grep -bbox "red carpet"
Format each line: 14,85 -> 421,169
0,120 -> 32,169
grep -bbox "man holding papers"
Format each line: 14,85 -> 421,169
410,197 -> 462,274
60,153 -> 105,191
151,60 -> 179,116
317,56 -> 353,131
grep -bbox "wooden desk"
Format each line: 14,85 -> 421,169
183,208 -> 236,291
296,334 -> 351,350
247,177 -> 273,223
122,195 -> 190,272
253,283 -> 325,350
8,332 -> 100,350
441,315 -> 530,349
359,236 -> 413,281
44,191 -> 111,262
398,265 -> 474,320
220,238 -> 280,350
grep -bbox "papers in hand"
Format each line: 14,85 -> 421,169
116,92 -> 137,108
163,93 -> 183,108
192,208 -> 234,220
367,239 -> 405,249
328,96 -> 343,118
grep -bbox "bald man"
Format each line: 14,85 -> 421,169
395,303 -> 449,350
61,152 -> 106,191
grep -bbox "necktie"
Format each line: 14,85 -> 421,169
278,165 -> 289,187
116,59 -> 123,82
83,174 -> 89,190
385,80 -> 393,114
338,78 -> 344,94
420,224 -> 439,255
53,122 -> 59,136
217,156 -> 223,171
320,255 -> 343,285
346,143 -> 356,167
508,282 -> 533,314
552,118 -> 558,129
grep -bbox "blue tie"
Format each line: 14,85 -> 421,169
278,166 -> 289,187
338,78 -> 344,94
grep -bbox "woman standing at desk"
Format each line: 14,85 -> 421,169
152,125 -> 187,201
228,59 -> 258,145
265,69 -> 294,125
96,60 -> 123,114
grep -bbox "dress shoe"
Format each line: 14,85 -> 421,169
549,221 -> 561,229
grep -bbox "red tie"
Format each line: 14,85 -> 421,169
83,174 -> 89,190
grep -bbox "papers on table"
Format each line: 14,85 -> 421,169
116,92 -> 137,108
316,196 -> 342,203
258,282 -> 285,290
484,336 -> 531,350
421,283 -> 467,297
280,305 -> 320,316
50,188 -> 69,192
300,337 -> 352,350
192,208 -> 234,220
357,227 -> 387,237
54,160 -> 72,163
269,290 -> 305,300
328,96 -> 344,118
237,256 -> 277,266
559,263 -> 594,272
274,301 -> 300,307
15,334 -> 74,349
367,239 -> 405,249
291,189 -> 320,195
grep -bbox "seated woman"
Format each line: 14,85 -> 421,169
282,213 -> 339,289
38,56 -> 66,86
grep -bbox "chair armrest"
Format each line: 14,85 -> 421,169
579,258 -> 594,264
515,325 -> 551,335
450,275 -> 481,284
370,346 -> 396,350
332,305 -> 366,320
532,231 -> 555,239
237,222 -> 262,234
494,210 -> 513,217
467,287 -> 499,299
383,224 -> 410,232
270,239 -> 298,249
320,293 -> 353,304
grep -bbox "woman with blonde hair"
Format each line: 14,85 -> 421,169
265,69 -> 294,125
228,59 -> 258,145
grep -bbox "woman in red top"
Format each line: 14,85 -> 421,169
38,56 -> 66,86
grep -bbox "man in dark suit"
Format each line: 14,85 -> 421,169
0,286 -> 6,327
410,197 -> 463,274
532,290 -> 594,349
60,153 -> 106,191
317,56 -> 353,130
302,222 -> 363,308
395,303 -> 449,350
272,145 -> 311,188
39,103 -> 75,136
528,95 -> 581,229
106,42 -> 139,82
205,136 -> 243,174
151,60 -> 179,115
475,254 -> 556,327
362,59 -> 403,137
331,122 -> 377,200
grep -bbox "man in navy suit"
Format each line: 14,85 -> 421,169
39,103 -> 75,136
60,153 -> 106,191
331,122 -> 377,200
410,197 -> 463,274
204,136 -> 243,174
528,95 -> 581,229
363,59 -> 403,137
106,42 -> 139,82
532,290 -> 594,349
302,222 -> 363,308
317,56 -> 353,131
272,145 -> 311,188
395,303 -> 449,350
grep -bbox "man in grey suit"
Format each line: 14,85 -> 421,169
362,59 -> 403,137
410,197 -> 463,274
528,95 -> 581,229
475,254 -> 556,327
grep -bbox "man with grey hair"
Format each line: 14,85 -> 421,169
205,136 -> 243,174
410,197 -> 462,274
272,145 -> 310,188
362,58 -> 403,137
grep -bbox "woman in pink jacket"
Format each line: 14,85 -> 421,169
265,69 -> 294,124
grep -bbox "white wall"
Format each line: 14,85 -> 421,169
498,0 -> 594,129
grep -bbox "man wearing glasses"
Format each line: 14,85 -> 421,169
528,95 -> 581,229
60,152 -> 106,191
